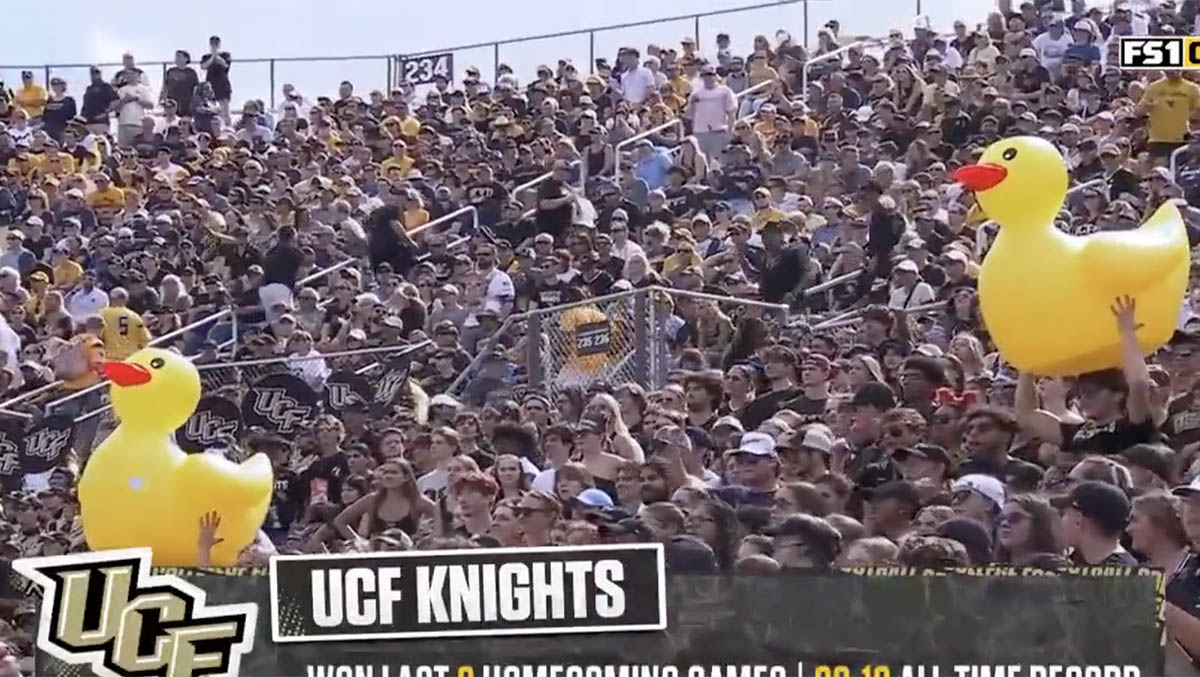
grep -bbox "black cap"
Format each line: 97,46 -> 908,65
1063,481 -> 1130,535
851,382 -> 896,410
1171,328 -> 1200,346
893,443 -> 951,466
935,518 -> 993,566
870,480 -> 922,511
1122,443 -> 1175,484
665,535 -> 718,573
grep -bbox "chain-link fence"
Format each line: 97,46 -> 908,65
447,287 -> 789,401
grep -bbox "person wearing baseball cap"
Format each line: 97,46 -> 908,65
951,474 -> 1006,532
777,426 -> 832,482
716,432 -> 779,507
1060,480 -> 1137,566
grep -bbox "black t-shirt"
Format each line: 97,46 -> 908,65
1167,552 -> 1200,620
1013,65 -> 1051,95
82,82 -> 119,123
163,66 -> 199,112
466,181 -> 508,226
266,468 -> 304,533
782,392 -> 826,423
301,452 -> 349,506
1068,546 -> 1139,567
741,387 -> 800,430
41,96 -> 77,141
1165,393 -> 1200,450
535,178 -> 572,241
722,165 -> 764,201
1060,417 -> 1158,455
663,185 -> 700,218
760,246 -> 808,303
201,51 -> 233,97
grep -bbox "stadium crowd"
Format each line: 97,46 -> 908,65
5,0 -> 1200,673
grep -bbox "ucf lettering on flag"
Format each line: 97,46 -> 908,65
269,544 -> 666,642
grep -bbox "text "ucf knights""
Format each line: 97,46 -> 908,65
14,548 -> 257,677
311,559 -> 627,627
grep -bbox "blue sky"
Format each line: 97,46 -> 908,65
0,0 -> 1008,106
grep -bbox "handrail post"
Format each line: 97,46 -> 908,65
694,15 -> 701,47
1172,145 -> 1189,182
612,118 -> 683,177
528,314 -> 543,391
229,305 -> 240,357
494,43 -> 501,84
589,32 -> 596,73
269,59 -> 277,110
633,290 -> 649,388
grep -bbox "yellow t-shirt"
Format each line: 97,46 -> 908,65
15,84 -> 47,117
87,186 -> 125,210
99,306 -> 150,360
54,259 -> 83,288
1142,77 -> 1200,143
751,206 -> 787,230
381,155 -> 415,178
403,208 -> 430,231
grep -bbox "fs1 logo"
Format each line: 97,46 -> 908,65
1120,36 -> 1200,69
14,548 -> 257,677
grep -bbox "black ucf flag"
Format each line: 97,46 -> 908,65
14,548 -> 257,677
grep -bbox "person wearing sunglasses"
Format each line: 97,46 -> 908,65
514,491 -> 561,547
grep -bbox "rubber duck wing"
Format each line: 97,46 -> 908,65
1080,201 -> 1189,295
176,452 -> 274,508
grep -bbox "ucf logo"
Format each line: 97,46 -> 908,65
14,548 -> 257,677
185,411 -> 238,444
327,382 -> 363,410
374,369 -> 407,405
251,388 -> 311,433
24,427 -> 71,460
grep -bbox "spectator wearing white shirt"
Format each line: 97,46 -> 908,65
115,78 -> 154,149
609,211 -> 645,262
685,65 -> 738,162
65,271 -> 109,325
618,48 -> 656,105
1032,18 -> 1073,72
470,244 -> 514,328
888,259 -> 936,310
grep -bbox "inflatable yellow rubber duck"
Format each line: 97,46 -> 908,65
954,136 -> 1189,376
78,348 -> 273,565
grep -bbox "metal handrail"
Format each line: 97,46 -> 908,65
812,300 -> 948,331
801,40 -> 877,97
662,286 -> 788,312
9,0 -> 821,106
0,307 -> 236,419
296,258 -> 356,288
1171,145 -> 1190,182
408,205 -> 479,239
1065,178 -> 1106,197
613,119 -> 685,177
803,269 -> 866,297
35,308 -> 236,415
73,340 -> 432,425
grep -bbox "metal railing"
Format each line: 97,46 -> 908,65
0,307 -> 239,420
612,119 -> 685,177
1172,145 -> 1190,183
812,299 -> 947,331
801,39 -> 877,96
34,309 -> 239,418
75,340 -> 431,428
409,205 -> 479,239
297,258 -> 357,289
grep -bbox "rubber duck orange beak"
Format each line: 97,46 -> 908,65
953,163 -> 1008,192
101,362 -> 152,387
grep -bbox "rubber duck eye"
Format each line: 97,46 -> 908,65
150,358 -> 165,369
1002,148 -> 1018,161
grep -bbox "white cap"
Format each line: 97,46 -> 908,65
800,427 -> 832,454
728,431 -> 776,457
895,259 -> 919,274
952,474 -> 1006,511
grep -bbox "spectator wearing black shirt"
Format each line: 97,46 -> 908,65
81,66 -> 119,134
1099,144 -> 1141,202
163,50 -> 199,114
200,35 -> 233,120
263,225 -> 302,288
1015,297 -> 1156,456
1061,481 -> 1138,566
535,160 -> 575,241
41,78 -> 76,143
759,222 -> 813,305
